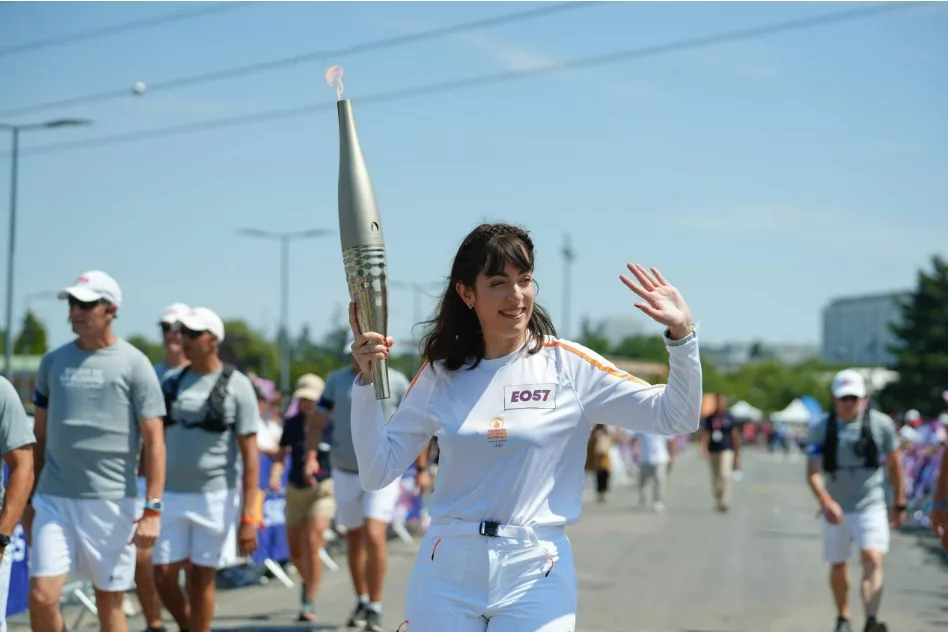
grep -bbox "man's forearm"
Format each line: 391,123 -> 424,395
0,454 -> 34,534
807,467 -> 830,503
935,455 -> 948,502
143,438 -> 166,501
888,453 -> 905,505
415,445 -> 429,469
30,440 -> 45,498
241,450 -> 259,516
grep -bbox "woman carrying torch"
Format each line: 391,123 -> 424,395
347,223 -> 703,630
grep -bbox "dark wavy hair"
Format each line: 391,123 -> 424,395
420,223 -> 556,371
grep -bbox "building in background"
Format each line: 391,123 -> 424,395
821,291 -> 909,367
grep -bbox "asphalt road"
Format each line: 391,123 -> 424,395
8,448 -> 947,631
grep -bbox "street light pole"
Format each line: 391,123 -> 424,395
561,234 -> 575,339
238,227 -> 332,399
2,118 -> 93,379
3,128 -> 18,380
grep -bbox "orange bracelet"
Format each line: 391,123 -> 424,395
818,493 -> 832,506
134,508 -> 161,523
240,514 -> 258,526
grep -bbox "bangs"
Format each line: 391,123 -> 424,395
481,233 -> 533,278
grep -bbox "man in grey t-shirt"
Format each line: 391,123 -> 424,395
152,307 -> 258,632
26,270 -> 167,632
0,376 -> 35,632
806,369 -> 902,632
308,331 -> 429,631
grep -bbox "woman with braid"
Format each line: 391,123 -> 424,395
347,223 -> 703,631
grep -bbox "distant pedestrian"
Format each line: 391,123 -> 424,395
701,394 -> 741,512
806,369 -> 903,632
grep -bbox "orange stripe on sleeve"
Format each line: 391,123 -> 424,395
545,341 -> 651,387
407,362 -> 429,394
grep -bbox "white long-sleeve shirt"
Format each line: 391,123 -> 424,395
351,333 -> 702,528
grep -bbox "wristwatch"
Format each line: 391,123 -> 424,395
0,534 -> 11,550
894,503 -> 907,512
144,499 -> 164,513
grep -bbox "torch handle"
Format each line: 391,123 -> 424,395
370,358 -> 391,400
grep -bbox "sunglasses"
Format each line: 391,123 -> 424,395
838,396 -> 860,403
160,323 -> 179,334
179,326 -> 207,339
68,296 -> 105,311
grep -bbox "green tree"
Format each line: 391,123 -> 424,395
880,255 -> 948,416
14,310 -> 48,355
219,320 -> 280,379
612,335 -> 668,362
576,316 -> 610,355
127,335 -> 164,363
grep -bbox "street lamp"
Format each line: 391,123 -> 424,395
2,118 -> 93,378
237,227 -> 332,398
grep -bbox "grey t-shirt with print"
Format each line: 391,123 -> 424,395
807,408 -> 898,513
0,376 -> 36,512
317,366 -> 410,473
34,339 -> 166,499
163,366 -> 258,494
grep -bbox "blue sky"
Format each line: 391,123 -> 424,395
1,1 -> 946,351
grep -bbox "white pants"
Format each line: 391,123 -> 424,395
333,469 -> 401,530
821,505 -> 890,565
153,489 -> 240,569
30,494 -> 138,591
404,523 -> 576,631
0,547 -> 13,632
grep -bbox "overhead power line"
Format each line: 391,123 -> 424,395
0,1 -> 606,119
0,2 -> 260,59
12,1 -> 929,159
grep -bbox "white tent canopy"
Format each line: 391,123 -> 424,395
729,400 -> 763,422
771,398 -> 813,425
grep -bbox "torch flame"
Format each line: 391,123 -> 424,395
325,65 -> 345,100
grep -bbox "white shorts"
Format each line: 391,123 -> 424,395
152,489 -> 240,569
821,506 -> 890,564
333,469 -> 401,530
0,546 -> 13,632
30,494 -> 138,592
405,524 -> 576,631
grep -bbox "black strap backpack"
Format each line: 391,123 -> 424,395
162,364 -> 237,433
822,404 -> 880,476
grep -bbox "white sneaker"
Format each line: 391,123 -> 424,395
652,502 -> 666,514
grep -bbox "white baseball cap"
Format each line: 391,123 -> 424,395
159,302 -> 191,325
178,307 -> 225,341
905,409 -> 921,423
58,270 -> 123,308
832,369 -> 867,399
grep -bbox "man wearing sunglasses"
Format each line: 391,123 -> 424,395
152,307 -> 259,632
132,302 -> 192,632
154,303 -> 191,380
26,270 -> 167,632
806,369 -> 902,632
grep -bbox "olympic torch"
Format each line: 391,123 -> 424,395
329,66 -> 391,399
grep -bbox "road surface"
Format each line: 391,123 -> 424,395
7,448 -> 947,631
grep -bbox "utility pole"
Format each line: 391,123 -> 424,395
237,227 -> 332,399
561,234 -> 575,339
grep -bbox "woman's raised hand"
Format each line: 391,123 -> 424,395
619,264 -> 693,340
347,302 -> 393,382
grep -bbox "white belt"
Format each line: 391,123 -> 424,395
425,520 -> 564,544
